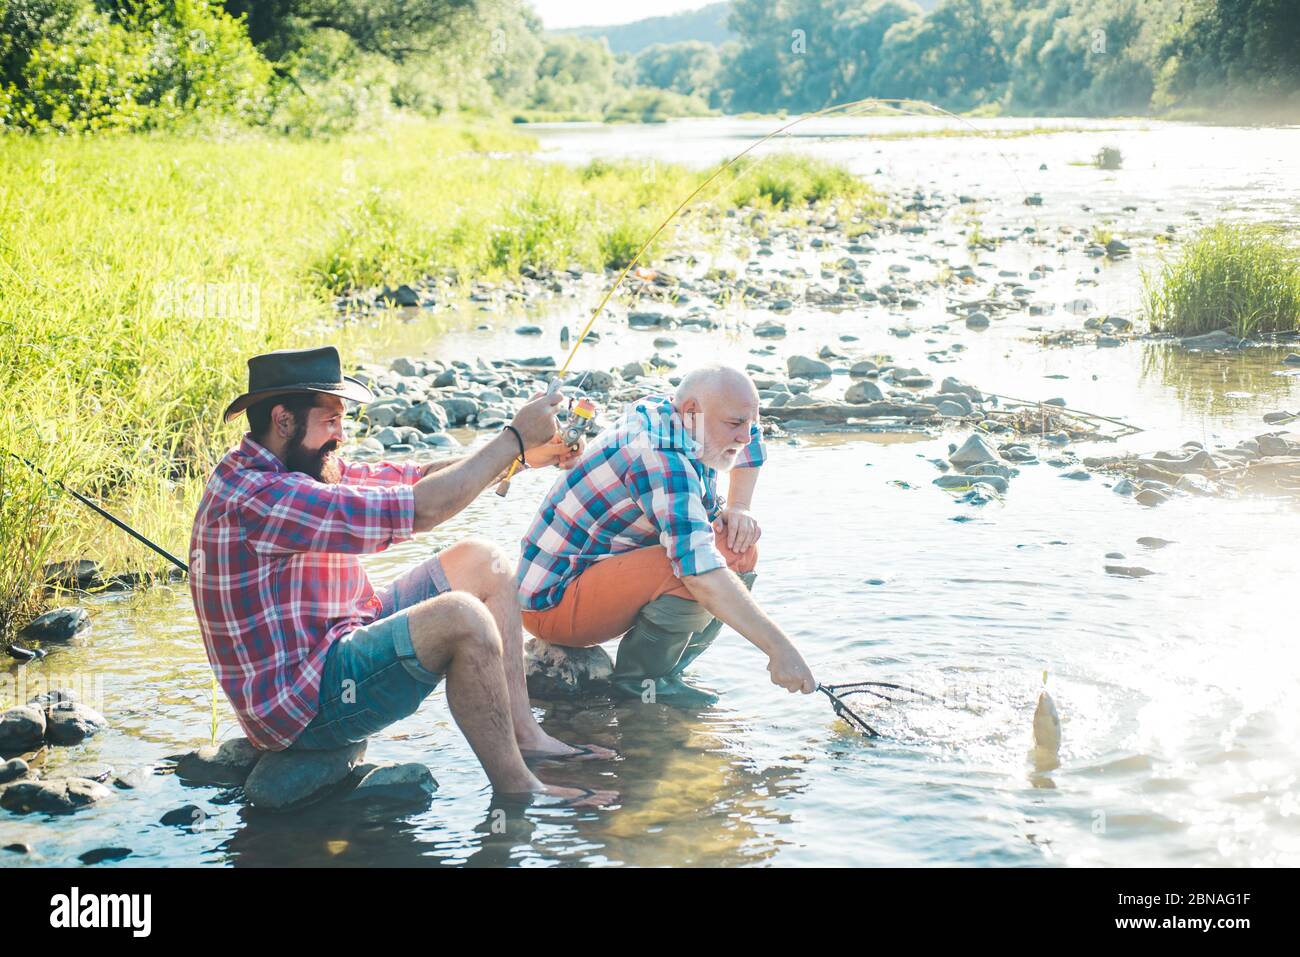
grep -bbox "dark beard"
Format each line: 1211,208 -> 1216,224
284,435 -> 341,484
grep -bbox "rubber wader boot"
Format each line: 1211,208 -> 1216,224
611,595 -> 715,706
668,571 -> 757,679
612,573 -> 757,707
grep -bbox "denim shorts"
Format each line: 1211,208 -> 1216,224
291,554 -> 451,751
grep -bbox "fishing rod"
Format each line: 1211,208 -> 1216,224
5,451 -> 189,575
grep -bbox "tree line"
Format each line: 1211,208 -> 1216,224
1,0 -> 1295,134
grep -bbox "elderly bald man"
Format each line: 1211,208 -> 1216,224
516,364 -> 815,706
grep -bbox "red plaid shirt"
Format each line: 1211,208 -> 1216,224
189,434 -> 422,750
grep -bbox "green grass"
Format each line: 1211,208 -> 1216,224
0,120 -> 875,645
1143,223 -> 1300,337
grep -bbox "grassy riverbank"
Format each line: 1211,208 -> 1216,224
0,118 -> 879,646
1143,224 -> 1300,338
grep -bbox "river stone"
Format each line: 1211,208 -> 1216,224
160,804 -> 205,827
0,706 -> 46,755
965,312 -> 990,330
175,737 -> 263,787
244,741 -> 367,811
787,355 -> 833,378
621,360 -> 649,380
19,607 -> 90,642
845,380 -> 885,404
0,777 -> 112,814
1105,565 -> 1155,578
849,360 -> 878,377
939,377 -> 982,403
754,320 -> 786,337
380,286 -> 421,310
572,369 -> 616,393
934,474 -> 1009,495
364,396 -> 412,429
396,401 -> 450,433
949,434 -> 1000,470
1135,488 -> 1170,507
370,427 -> 403,448
1180,329 -> 1244,350
44,703 -> 107,746
0,758 -> 29,784
344,763 -> 437,804
525,638 -> 613,697
435,397 -> 479,427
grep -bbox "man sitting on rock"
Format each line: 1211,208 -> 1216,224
517,364 -> 816,706
191,346 -> 614,806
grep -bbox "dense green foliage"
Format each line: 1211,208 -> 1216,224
714,0 -> 1299,117
1,0 -> 1295,132
582,0 -> 1298,117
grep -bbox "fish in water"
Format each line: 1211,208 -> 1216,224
1032,689 -> 1061,754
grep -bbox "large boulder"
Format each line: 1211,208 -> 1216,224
175,737 -> 263,787
244,741 -> 367,811
525,638 -> 613,697
0,758 -> 30,785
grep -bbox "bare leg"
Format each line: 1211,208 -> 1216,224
404,590 -> 614,805
438,539 -> 615,760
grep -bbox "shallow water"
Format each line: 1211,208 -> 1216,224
4,117 -> 1300,867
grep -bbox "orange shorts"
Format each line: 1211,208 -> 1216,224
521,530 -> 758,648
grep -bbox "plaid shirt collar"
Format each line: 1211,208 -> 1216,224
235,433 -> 288,473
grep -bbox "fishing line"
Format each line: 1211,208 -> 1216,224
497,97 -> 1032,493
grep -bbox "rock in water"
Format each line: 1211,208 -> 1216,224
786,355 -> 833,378
244,741 -> 367,811
43,703 -> 108,746
525,638 -> 613,697
0,706 -> 46,755
0,758 -> 30,784
0,778 -> 113,814
19,607 -> 90,642
344,763 -> 437,805
948,434 -> 999,470
175,737 -> 263,786
1033,690 -> 1061,754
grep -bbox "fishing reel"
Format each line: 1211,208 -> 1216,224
494,377 -> 600,497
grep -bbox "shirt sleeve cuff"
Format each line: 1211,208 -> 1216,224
672,544 -> 727,579
390,484 -> 417,542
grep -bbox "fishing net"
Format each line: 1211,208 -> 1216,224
817,680 -> 942,738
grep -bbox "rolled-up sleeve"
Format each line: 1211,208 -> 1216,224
240,473 -> 415,556
732,423 -> 767,470
624,449 -> 726,579
338,459 -> 424,487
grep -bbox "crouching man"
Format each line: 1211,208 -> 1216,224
517,364 -> 815,706
191,346 -> 614,807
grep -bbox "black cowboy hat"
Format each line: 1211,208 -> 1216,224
222,346 -> 374,423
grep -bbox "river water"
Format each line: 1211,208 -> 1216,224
4,116 -> 1300,867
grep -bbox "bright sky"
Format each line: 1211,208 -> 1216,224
529,1 -> 714,30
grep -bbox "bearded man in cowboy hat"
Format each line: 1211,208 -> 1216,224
190,346 -> 615,806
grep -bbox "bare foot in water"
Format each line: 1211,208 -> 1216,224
516,729 -> 618,763
504,783 -> 618,808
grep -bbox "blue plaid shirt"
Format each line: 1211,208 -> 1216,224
517,394 -> 765,611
